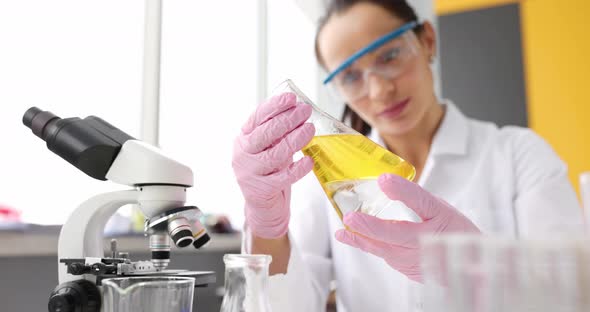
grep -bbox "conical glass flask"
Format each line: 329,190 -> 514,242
220,254 -> 272,312
272,80 -> 419,222
102,276 -> 195,312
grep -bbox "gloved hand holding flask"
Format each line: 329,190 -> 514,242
232,92 -> 315,239
336,174 -> 480,282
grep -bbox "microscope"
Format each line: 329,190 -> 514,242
23,107 -> 215,312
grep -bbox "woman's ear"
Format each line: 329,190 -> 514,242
418,21 -> 437,62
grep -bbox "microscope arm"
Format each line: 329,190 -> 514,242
58,190 -> 139,283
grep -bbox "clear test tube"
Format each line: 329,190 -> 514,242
420,234 -> 485,312
523,237 -> 589,312
419,234 -> 450,312
476,236 -> 530,312
579,172 -> 590,232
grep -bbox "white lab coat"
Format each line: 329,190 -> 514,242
243,101 -> 585,312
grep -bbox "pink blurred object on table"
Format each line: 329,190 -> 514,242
0,204 -> 22,223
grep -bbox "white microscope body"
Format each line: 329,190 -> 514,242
58,139 -> 193,283
23,107 -> 214,312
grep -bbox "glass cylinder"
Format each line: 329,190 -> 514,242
102,276 -> 194,312
220,254 -> 272,312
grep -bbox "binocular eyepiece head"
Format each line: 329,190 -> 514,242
22,107 -> 134,181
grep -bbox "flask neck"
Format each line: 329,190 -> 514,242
280,80 -> 359,136
224,265 -> 269,290
221,255 -> 272,312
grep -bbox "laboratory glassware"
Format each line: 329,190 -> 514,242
220,254 -> 272,312
272,79 -> 418,222
419,234 -> 590,312
102,276 -> 195,312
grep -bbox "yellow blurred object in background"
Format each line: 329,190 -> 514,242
436,0 -> 590,195
520,0 -> 590,196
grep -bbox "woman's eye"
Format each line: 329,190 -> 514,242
379,47 -> 402,64
340,71 -> 361,85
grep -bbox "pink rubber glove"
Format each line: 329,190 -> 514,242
335,173 -> 480,282
232,92 -> 315,239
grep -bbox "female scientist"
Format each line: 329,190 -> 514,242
232,0 -> 584,310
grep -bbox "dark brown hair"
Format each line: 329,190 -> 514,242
315,0 -> 423,135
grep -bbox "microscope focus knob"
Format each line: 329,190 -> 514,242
48,280 -> 101,312
68,263 -> 90,276
48,293 -> 75,312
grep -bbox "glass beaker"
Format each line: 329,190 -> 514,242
220,254 -> 272,312
272,80 -> 418,222
102,276 -> 195,312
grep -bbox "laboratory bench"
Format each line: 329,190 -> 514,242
0,225 -> 241,311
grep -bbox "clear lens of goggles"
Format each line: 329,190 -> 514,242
326,29 -> 419,103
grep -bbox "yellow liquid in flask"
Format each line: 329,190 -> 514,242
302,134 -> 416,220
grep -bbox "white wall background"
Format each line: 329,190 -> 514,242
266,0 -> 317,102
0,1 -> 145,224
0,0 -> 434,227
0,1 -> 259,226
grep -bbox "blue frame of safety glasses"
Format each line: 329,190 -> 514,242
323,21 -> 419,85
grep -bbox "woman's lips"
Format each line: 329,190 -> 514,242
378,98 -> 410,119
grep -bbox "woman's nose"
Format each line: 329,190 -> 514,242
367,73 -> 395,100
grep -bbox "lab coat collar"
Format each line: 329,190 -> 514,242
369,100 -> 469,157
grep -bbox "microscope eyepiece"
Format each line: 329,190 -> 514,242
23,107 -> 60,140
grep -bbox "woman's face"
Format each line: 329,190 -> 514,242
318,3 -> 437,136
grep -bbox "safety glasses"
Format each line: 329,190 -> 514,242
324,21 -> 421,102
